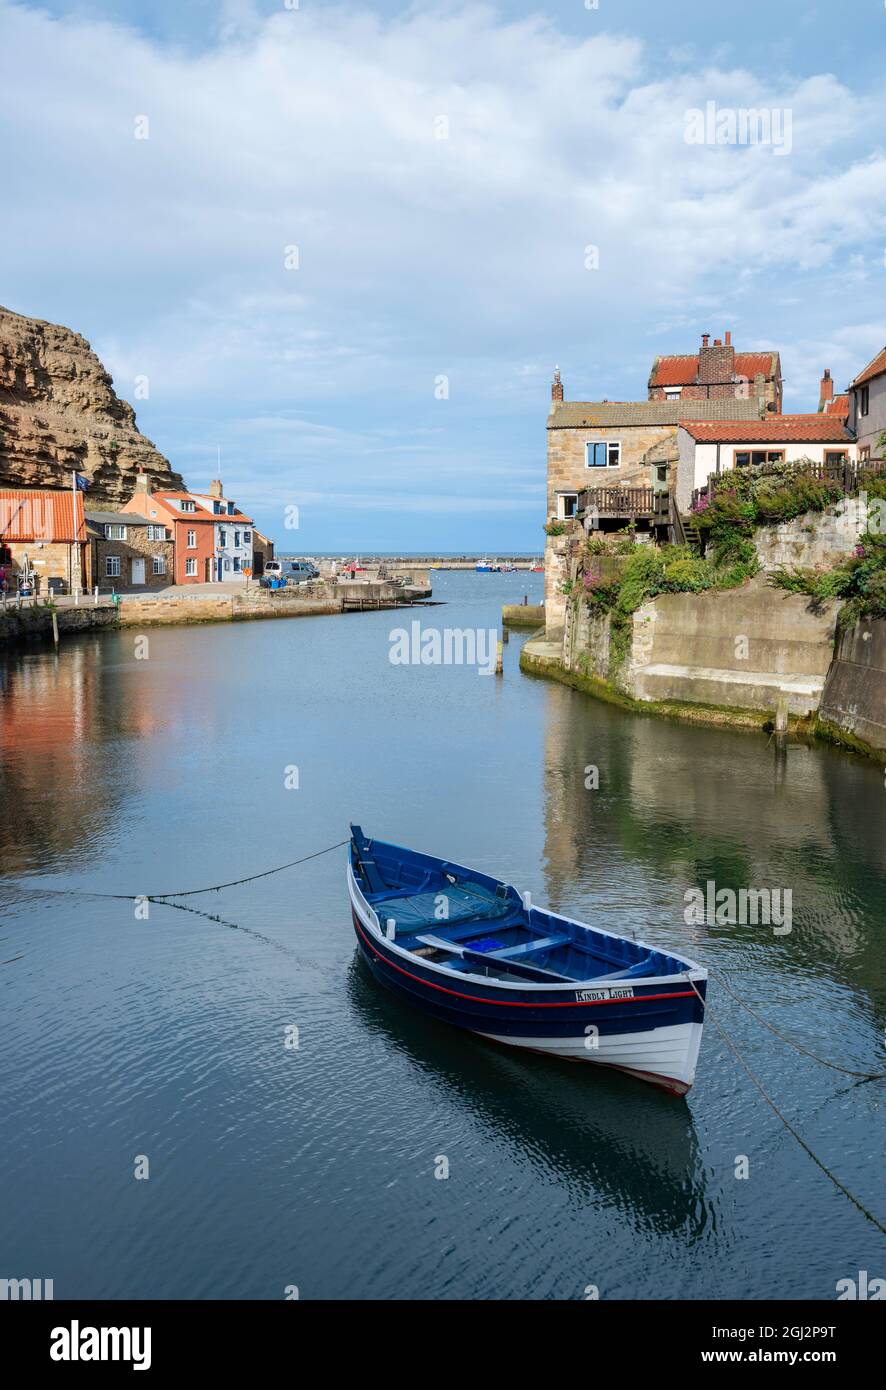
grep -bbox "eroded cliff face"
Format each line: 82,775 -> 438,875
0,305 -> 185,503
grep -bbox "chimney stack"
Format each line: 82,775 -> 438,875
699,330 -> 734,385
209,479 -> 224,499
551,366 -> 564,403
819,368 -> 834,410
135,468 -> 151,494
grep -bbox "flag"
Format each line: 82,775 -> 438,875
73,473 -> 89,491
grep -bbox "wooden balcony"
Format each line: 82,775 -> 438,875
577,486 -> 672,528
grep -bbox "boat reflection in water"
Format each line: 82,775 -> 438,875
346,958 -> 711,1241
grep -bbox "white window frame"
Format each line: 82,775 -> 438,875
187,529 -> 197,548
152,556 -> 166,575
556,493 -> 579,520
180,499 -> 196,512
104,523 -> 127,540
585,441 -> 621,469
185,557 -> 197,577
664,387 -> 682,400
106,555 -> 121,577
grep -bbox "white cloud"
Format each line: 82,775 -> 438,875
1,1 -> 884,543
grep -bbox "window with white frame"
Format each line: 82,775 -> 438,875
556,493 -> 579,520
185,558 -> 197,576
243,530 -> 251,542
104,523 -> 127,540
146,525 -> 166,541
664,388 -> 681,400
106,555 -> 121,577
233,556 -> 241,572
586,441 -> 621,468
152,556 -> 166,575
187,529 -> 197,548
219,530 -> 227,547
180,499 -> 196,512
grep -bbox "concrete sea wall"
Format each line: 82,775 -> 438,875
818,618 -> 886,755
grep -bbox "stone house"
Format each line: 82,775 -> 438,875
0,487 -> 86,595
251,528 -> 275,576
544,376 -> 763,630
675,417 -> 858,514
847,347 -> 886,461
85,509 -> 174,592
648,332 -> 782,414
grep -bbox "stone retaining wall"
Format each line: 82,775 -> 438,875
818,618 -> 886,755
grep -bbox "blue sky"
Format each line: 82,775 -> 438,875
1,1 -> 884,551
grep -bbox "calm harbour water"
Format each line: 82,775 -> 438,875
1,570 -> 884,1300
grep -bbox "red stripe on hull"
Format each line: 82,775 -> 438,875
351,911 -> 696,1009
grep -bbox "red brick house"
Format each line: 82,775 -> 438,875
648,332 -> 782,414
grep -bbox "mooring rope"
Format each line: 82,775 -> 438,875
3,838 -> 350,904
711,969 -> 886,1081
685,976 -> 886,1236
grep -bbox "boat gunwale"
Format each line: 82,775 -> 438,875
347,852 -> 707,993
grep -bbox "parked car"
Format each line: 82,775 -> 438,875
283,561 -> 321,585
259,559 -> 320,588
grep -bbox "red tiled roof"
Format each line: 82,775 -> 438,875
650,351 -> 779,387
680,415 -> 853,443
0,488 -> 86,542
851,347 -> 886,389
150,491 -> 215,519
823,394 -> 849,419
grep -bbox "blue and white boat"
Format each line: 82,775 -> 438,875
348,827 -> 707,1094
475,558 -> 496,572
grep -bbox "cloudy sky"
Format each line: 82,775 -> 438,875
1,0 -> 884,550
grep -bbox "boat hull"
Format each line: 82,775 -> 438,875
349,892 -> 704,1095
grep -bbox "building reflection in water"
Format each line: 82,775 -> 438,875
539,681 -> 886,995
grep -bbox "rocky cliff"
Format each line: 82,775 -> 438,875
0,305 -> 185,503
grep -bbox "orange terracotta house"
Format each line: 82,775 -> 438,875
120,482 -> 215,584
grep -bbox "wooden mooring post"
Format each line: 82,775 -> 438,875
775,695 -> 788,737
495,639 -> 503,675
51,609 -> 59,647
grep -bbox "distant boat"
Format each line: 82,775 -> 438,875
500,561 -> 516,573
475,558 -> 496,572
348,826 -> 707,1094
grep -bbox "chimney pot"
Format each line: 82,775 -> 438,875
713,339 -> 722,347
819,368 -> 834,408
551,366 -> 564,403
701,334 -> 710,347
724,330 -> 732,346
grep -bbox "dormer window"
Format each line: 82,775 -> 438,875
227,502 -> 235,515
180,500 -> 196,512
213,501 -> 223,514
